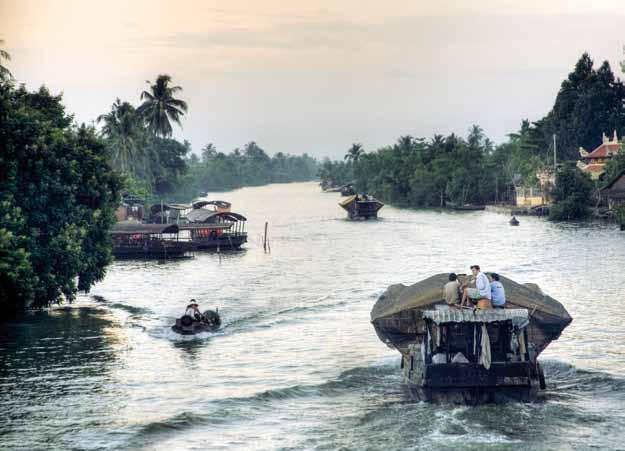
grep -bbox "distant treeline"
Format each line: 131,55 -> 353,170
320,52 -> 625,219
170,142 -> 318,201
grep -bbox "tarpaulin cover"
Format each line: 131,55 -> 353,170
371,273 -> 572,356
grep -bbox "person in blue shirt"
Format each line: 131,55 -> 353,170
490,273 -> 506,308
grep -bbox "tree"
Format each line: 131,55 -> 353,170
0,39 -> 11,80
533,53 -> 625,161
344,143 -> 364,163
549,164 -> 593,220
97,99 -> 148,174
0,82 -> 121,314
138,74 -> 188,137
201,143 -> 217,163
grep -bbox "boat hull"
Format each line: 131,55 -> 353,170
193,234 -> 247,250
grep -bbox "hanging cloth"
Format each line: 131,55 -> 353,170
518,331 -> 527,362
479,324 -> 491,370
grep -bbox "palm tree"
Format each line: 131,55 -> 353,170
344,143 -> 364,163
97,99 -> 148,174
137,74 -> 188,137
0,39 -> 12,80
201,143 -> 217,163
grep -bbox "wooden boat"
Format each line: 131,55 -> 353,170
110,222 -> 195,259
171,309 -> 221,335
371,273 -> 572,403
184,203 -> 247,250
339,194 -> 384,220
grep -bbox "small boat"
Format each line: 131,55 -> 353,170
371,273 -> 572,404
340,184 -> 356,197
171,309 -> 221,335
339,194 -> 384,220
509,216 -> 520,226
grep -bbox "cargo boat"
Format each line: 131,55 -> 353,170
339,194 -> 384,220
110,222 -> 195,259
371,273 -> 572,403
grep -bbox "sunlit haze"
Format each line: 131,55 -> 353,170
2,0 -> 624,157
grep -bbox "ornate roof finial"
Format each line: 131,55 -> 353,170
613,130 -> 618,142
603,132 -> 608,143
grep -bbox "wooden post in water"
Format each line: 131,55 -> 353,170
263,221 -> 268,252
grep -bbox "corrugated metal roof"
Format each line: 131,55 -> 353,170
423,308 -> 528,324
111,222 -> 179,234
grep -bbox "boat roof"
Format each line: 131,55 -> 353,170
186,210 -> 247,223
111,222 -> 179,234
178,223 -> 232,230
423,308 -> 528,324
150,203 -> 191,214
371,273 -> 572,356
192,200 -> 231,210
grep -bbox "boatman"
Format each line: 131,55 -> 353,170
443,273 -> 461,305
185,300 -> 206,322
461,265 -> 491,306
490,273 -> 506,309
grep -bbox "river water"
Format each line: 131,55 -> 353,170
2,181 -> 625,451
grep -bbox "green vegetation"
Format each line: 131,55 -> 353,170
97,74 -> 318,202
172,142 -> 318,200
319,53 -> 625,219
0,80 -> 121,314
0,39 -> 11,80
549,164 -> 594,220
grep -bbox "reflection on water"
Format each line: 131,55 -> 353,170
2,182 -> 625,451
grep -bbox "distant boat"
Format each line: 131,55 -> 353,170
509,216 -> 520,226
339,194 -> 384,220
340,184 -> 356,197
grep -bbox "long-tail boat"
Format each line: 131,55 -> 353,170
339,194 -> 384,219
371,273 -> 572,403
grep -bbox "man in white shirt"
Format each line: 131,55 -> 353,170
461,265 -> 491,306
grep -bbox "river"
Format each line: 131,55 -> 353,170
2,181 -> 625,451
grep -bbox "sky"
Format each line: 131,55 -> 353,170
1,0 -> 625,158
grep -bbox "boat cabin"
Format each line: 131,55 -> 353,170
110,222 -> 195,259
149,203 -> 191,224
403,308 -> 542,403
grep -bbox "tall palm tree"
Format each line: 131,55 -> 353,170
137,74 -> 188,137
0,39 -> 12,80
97,99 -> 148,174
344,143 -> 364,163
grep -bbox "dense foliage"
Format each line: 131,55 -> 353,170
171,141 -> 319,200
549,164 -> 594,220
0,81 -> 121,314
321,127 -> 521,207
530,53 -> 625,161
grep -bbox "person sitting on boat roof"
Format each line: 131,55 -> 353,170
185,300 -> 206,322
443,273 -> 461,305
461,265 -> 491,306
490,273 -> 506,309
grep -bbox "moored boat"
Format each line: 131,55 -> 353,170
339,194 -> 384,220
110,222 -> 195,259
185,202 -> 247,250
371,273 -> 572,403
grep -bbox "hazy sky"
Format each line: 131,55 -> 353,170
2,0 -> 624,158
